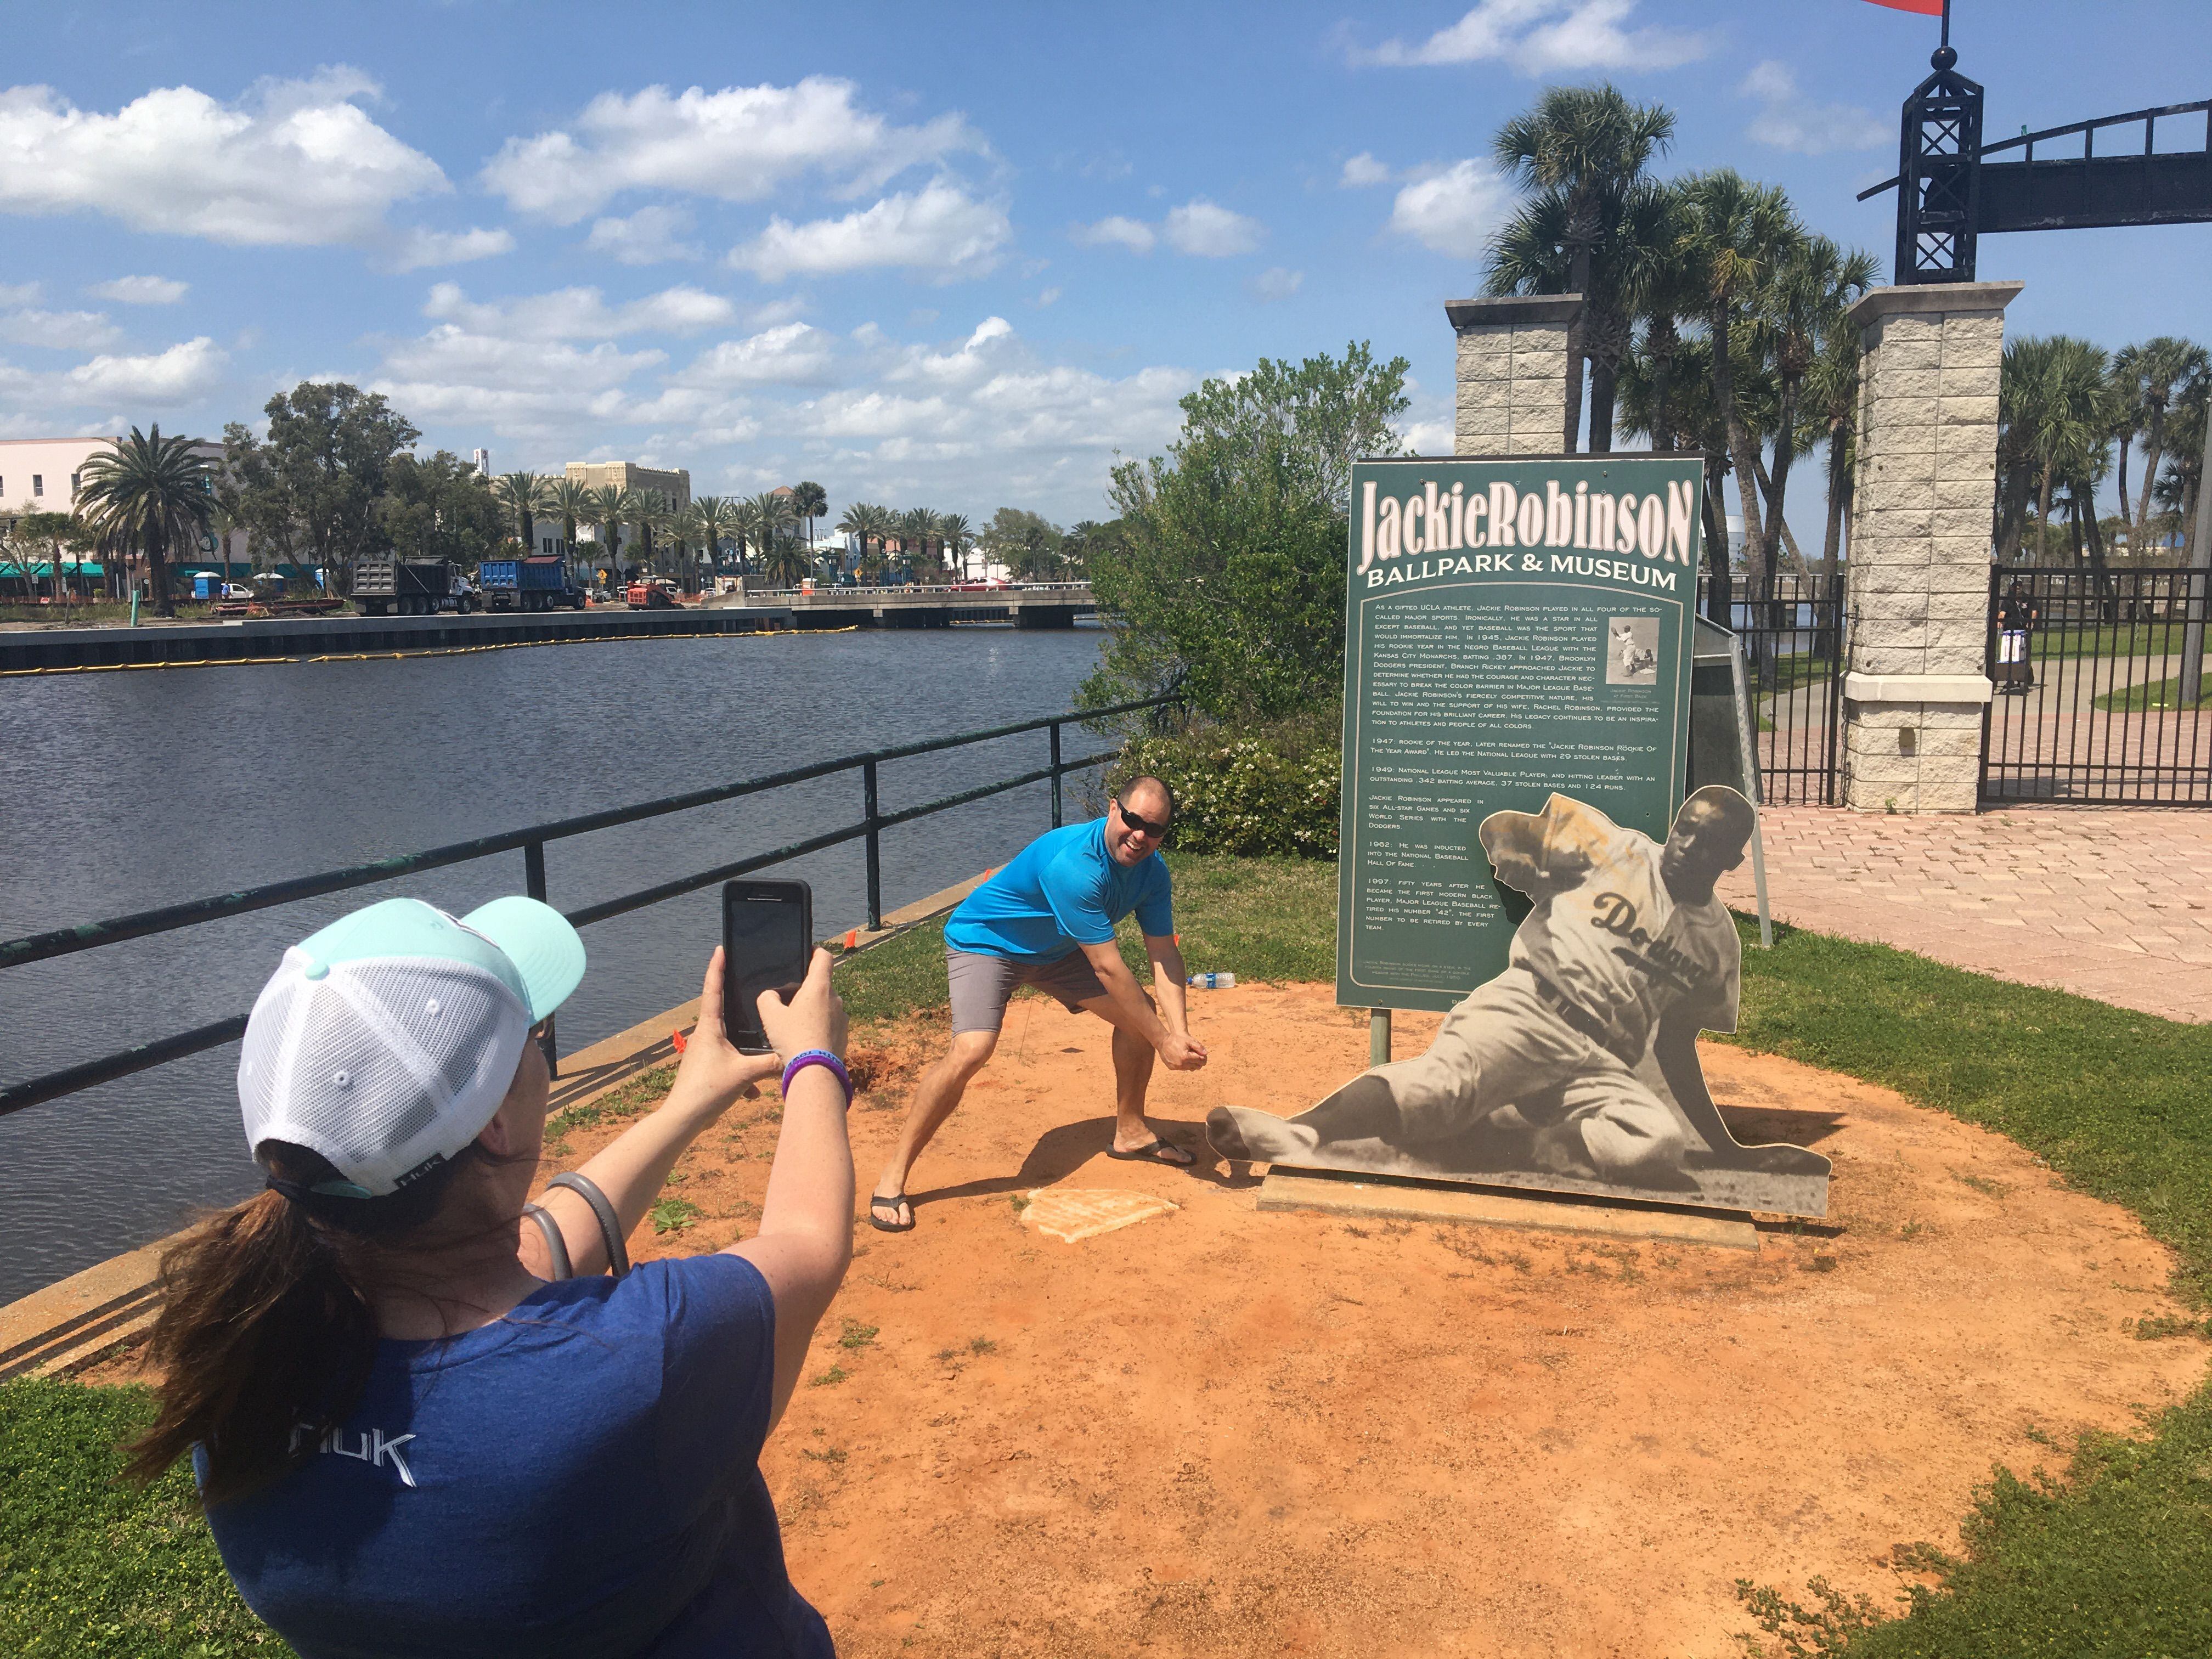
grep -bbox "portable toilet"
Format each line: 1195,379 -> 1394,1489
194,572 -> 216,600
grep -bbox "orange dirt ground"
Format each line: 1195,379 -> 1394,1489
98,981 -> 2212,1656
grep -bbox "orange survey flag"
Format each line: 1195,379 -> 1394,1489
1864,0 -> 1944,13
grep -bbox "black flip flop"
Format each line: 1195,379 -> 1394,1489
868,1194 -> 915,1232
1106,1137 -> 1195,1167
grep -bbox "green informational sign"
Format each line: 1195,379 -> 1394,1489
1335,453 -> 1704,1012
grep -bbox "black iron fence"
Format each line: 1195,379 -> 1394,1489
1696,572 -> 1847,805
0,696 -> 1172,1121
1982,564 -> 2212,804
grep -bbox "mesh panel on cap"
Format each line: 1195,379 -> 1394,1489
283,985 -> 445,1160
237,975 -> 298,1139
346,959 -> 510,1102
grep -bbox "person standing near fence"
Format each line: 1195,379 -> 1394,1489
867,775 -> 1208,1233
1996,578 -> 2039,693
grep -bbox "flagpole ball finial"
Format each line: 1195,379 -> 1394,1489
1932,44 -> 1957,70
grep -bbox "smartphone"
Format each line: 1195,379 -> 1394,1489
721,879 -> 814,1053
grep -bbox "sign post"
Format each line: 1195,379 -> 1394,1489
1336,453 -> 1704,1015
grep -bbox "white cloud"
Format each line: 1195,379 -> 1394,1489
1162,200 -> 1264,257
1036,286 -> 1062,306
64,336 -> 227,404
0,71 -> 499,261
1071,199 -> 1264,258
1359,0 -> 1707,75
1070,215 -> 1155,253
1340,152 -> 1394,188
0,283 -> 37,306
1740,61 -> 1889,155
584,205 -> 702,265
730,181 -> 1010,283
1,308 -> 121,350
481,78 -> 984,223
388,226 -> 514,272
672,321 -> 838,387
1388,160 -> 1514,257
380,326 -> 664,396
423,282 -> 737,340
1250,267 -> 1304,302
91,274 -> 188,304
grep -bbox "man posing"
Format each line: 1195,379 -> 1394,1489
1209,787 -> 1813,1185
869,775 -> 1209,1232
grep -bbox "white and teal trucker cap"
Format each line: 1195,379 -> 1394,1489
237,896 -> 586,1198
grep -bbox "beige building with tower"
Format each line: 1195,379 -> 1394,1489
561,461 -> 692,563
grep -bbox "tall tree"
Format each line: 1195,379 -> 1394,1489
232,382 -> 418,597
935,511 -> 974,580
749,491 -> 797,578
2111,337 -> 2209,561
493,472 -> 555,555
896,506 -> 938,578
1084,342 -> 1409,720
74,425 -> 215,617
1677,168 -> 1798,627
377,452 -> 504,566
790,481 -> 827,556
1490,84 -> 1675,452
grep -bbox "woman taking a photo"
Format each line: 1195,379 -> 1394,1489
125,893 -> 854,1658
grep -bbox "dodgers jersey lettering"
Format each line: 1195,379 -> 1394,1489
1507,794 -> 1737,1055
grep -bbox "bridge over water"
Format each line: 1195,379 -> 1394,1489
734,580 -> 1095,630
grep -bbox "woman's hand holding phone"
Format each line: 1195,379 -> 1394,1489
670,946 -> 787,1116
756,948 -> 846,1064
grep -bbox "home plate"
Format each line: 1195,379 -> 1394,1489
1023,1188 -> 1179,1243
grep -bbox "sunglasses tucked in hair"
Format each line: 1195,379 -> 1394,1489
1115,796 -> 1171,838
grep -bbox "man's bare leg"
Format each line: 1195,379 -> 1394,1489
870,1028 -> 997,1226
1109,1022 -> 1158,1152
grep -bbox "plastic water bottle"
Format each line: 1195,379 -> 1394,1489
1186,972 -> 1236,989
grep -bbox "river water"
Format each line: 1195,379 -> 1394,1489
0,625 -> 1106,1304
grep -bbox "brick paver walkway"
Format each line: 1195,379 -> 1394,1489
1717,805 -> 2212,1024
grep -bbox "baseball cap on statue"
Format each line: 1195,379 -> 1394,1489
237,896 -> 586,1199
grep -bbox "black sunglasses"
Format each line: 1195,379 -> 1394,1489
1115,797 -> 1171,838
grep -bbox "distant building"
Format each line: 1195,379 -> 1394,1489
1,436 -> 238,592
562,461 -> 693,562
472,448 -> 491,475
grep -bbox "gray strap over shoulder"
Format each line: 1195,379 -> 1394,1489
522,1203 -> 573,1281
546,1171 -> 630,1279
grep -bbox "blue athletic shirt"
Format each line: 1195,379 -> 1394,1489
941,817 -> 1173,962
198,1255 -> 833,1659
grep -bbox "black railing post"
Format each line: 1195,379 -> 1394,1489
862,760 -> 883,930
523,838 -> 558,1079
1049,720 -> 1063,827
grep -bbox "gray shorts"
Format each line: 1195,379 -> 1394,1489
946,947 -> 1108,1035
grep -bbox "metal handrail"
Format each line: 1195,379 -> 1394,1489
1860,97 -> 2212,199
0,692 -> 1177,1119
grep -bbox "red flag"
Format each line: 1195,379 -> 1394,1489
1864,0 -> 1944,13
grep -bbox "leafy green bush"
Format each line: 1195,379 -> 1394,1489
1119,720 -> 1342,858
0,1377 -> 284,1656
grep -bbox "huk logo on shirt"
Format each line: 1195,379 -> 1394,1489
291,1423 -> 419,1487
1588,892 -> 1704,995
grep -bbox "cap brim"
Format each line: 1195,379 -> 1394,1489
460,896 -> 585,1023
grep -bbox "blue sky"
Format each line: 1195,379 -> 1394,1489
4,0 -> 2208,526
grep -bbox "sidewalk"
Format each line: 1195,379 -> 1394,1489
1720,804 -> 2212,1024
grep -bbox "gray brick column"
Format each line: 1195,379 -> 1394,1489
1839,280 -> 2023,814
1446,295 -> 1581,458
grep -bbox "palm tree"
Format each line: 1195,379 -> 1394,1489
790,481 -> 827,558
645,492 -> 680,581
1677,168 -> 1799,626
547,476 -> 592,576
1998,336 -> 2113,567
896,506 -> 938,579
729,498 -> 763,573
748,491 -> 797,578
578,485 -> 624,581
707,496 -> 744,573
836,502 -> 880,578
2110,337 -> 2210,562
759,533 -> 811,588
74,425 -> 215,618
686,496 -> 726,574
493,472 -> 555,555
1491,84 -> 1675,453
936,511 -> 974,580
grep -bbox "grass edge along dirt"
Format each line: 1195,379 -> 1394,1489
6,858 -> 2212,1656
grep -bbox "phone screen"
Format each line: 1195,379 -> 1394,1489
723,881 -> 811,1053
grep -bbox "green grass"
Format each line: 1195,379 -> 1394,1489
0,1379 -> 286,1656
2091,673 -> 2212,714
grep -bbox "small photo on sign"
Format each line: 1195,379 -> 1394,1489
1605,617 -> 1660,686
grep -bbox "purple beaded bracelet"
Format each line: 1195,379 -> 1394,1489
781,1048 -> 853,1108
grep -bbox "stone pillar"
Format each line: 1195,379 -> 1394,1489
1839,280 -> 2023,814
1446,295 -> 1581,458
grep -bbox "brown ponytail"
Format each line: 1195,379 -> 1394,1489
123,1141 -> 479,1506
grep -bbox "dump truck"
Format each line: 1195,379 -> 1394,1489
356,558 -> 475,617
479,555 -> 585,612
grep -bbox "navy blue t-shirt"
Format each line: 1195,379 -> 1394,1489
199,1255 -> 832,1659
